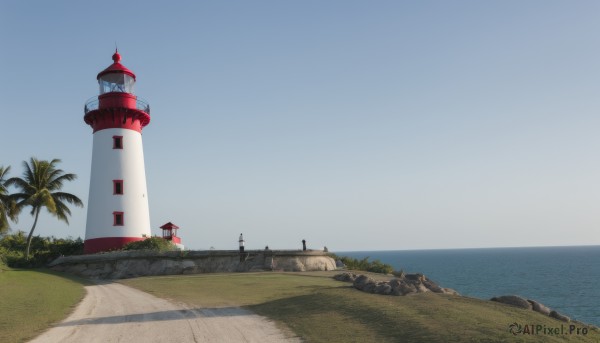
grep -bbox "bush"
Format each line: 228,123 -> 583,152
329,253 -> 395,274
122,237 -> 177,252
0,232 -> 84,268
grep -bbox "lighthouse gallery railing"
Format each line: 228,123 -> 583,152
84,96 -> 151,115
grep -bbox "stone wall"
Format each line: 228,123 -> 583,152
48,250 -> 336,279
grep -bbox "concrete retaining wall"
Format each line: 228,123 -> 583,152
48,250 -> 337,279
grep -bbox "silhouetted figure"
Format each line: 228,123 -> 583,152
302,239 -> 307,251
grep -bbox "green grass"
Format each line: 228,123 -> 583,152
121,272 -> 599,343
122,272 -> 339,307
0,268 -> 88,343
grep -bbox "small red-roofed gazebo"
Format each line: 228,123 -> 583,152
160,222 -> 181,245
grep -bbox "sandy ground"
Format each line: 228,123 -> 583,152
29,282 -> 301,343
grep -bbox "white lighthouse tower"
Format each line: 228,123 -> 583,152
83,50 -> 152,254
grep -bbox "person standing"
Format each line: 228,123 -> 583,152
302,239 -> 307,251
239,233 -> 245,253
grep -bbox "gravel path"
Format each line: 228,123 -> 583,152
29,282 -> 300,343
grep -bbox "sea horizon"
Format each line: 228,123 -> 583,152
337,243 -> 600,253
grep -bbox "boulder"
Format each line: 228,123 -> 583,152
491,296 -> 571,323
353,275 -> 373,287
415,283 -> 429,293
388,278 -> 402,288
340,273 -> 458,297
442,288 -> 459,295
388,279 -> 403,296
550,310 -> 571,322
422,279 -> 444,293
353,275 -> 380,293
362,280 -> 379,293
528,299 -> 551,316
490,295 -> 532,310
405,273 -> 425,282
374,282 -> 392,295
388,278 -> 417,295
333,272 -> 357,283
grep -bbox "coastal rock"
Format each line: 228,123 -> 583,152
528,299 -> 551,316
405,273 -> 425,282
415,283 -> 429,293
335,260 -> 345,268
400,284 -> 418,295
353,275 -> 374,288
342,273 -> 457,297
333,272 -> 357,282
391,279 -> 417,295
550,310 -> 571,322
491,295 -> 571,323
423,279 -> 444,293
388,279 -> 404,295
442,288 -> 459,295
360,280 -> 379,293
490,295 -> 532,310
375,282 -> 392,295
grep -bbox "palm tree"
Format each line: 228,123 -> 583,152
0,165 -> 16,235
8,158 -> 83,259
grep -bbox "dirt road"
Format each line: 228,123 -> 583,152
29,282 -> 300,343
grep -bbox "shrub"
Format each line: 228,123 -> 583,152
0,232 -> 84,268
329,253 -> 395,274
122,237 -> 177,252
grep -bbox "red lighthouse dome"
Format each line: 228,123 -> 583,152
97,50 -> 136,81
84,50 -> 150,133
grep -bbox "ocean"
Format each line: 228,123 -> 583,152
338,246 -> 600,326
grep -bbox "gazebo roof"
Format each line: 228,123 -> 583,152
160,222 -> 180,230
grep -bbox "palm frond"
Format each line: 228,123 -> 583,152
48,173 -> 77,191
54,201 -> 72,224
52,192 -> 84,207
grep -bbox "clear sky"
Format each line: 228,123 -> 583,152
1,1 -> 599,251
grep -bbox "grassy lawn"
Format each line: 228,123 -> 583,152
0,268 -> 88,343
122,272 -> 599,343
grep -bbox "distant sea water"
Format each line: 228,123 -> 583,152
338,246 -> 600,326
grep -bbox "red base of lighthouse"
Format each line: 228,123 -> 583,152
84,237 -> 146,254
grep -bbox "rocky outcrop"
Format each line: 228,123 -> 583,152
334,272 -> 459,296
490,295 -> 532,310
491,295 -> 571,322
49,250 -> 336,279
550,310 -> 571,322
528,299 -> 551,316
333,272 -> 357,282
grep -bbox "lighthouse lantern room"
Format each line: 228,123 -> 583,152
83,50 -> 152,254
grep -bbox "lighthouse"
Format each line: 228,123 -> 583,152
83,50 -> 152,254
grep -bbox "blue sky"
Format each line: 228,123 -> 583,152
1,1 -> 599,251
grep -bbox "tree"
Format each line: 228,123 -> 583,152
8,158 -> 83,259
0,166 -> 16,235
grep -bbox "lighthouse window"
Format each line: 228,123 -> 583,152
113,180 -> 123,195
99,73 -> 135,94
113,136 -> 123,149
113,212 -> 124,226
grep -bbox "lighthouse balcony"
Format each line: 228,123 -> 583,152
84,95 -> 151,115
